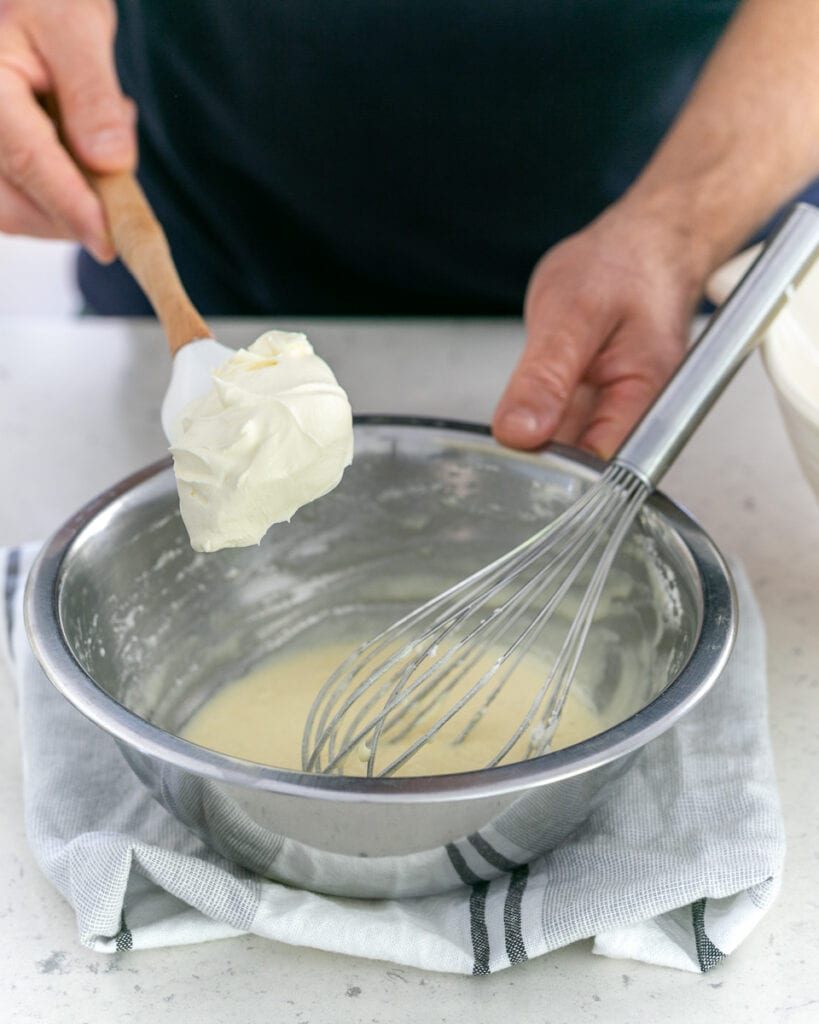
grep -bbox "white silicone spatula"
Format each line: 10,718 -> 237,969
91,171 -> 234,444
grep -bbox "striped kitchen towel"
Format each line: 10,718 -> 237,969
2,544 -> 784,974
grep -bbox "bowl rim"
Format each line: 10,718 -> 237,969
24,415 -> 737,804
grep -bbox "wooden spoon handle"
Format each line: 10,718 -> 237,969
91,172 -> 210,356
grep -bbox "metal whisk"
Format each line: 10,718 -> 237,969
302,203 -> 819,777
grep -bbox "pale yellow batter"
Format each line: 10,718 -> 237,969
181,642 -> 602,777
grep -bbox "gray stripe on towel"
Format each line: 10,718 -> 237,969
4,547 -> 21,661
445,842 -> 483,886
468,832 -> 523,873
692,899 -> 726,973
470,880 -> 491,975
503,864 -> 529,965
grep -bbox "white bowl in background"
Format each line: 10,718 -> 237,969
708,247 -> 819,502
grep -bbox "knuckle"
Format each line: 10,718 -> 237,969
62,79 -> 125,128
583,412 -> 619,440
617,375 -> 657,405
0,1 -> 19,27
543,324 -> 582,356
87,0 -> 117,27
524,325 -> 587,389
4,142 -> 37,185
564,281 -> 605,316
37,0 -> 114,28
656,351 -> 684,384
521,356 -> 574,402
645,333 -> 685,380
0,197 -> 36,235
0,207 -> 20,232
0,212 -> 31,234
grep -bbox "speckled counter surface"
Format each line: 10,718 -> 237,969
1,317 -> 817,1023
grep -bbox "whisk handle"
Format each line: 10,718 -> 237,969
613,202 -> 819,487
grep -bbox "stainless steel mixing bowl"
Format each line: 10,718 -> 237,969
25,418 -> 735,899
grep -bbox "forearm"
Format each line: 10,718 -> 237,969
621,0 -> 819,280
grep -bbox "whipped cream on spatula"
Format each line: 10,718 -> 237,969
164,331 -> 353,553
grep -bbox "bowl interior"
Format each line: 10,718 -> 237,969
56,422 -> 702,774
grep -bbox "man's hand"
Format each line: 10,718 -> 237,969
493,201 -> 705,459
0,0 -> 136,261
496,0 -> 819,458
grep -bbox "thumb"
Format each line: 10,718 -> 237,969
35,4 -> 136,172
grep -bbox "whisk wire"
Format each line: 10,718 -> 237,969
454,471 -> 644,761
452,469 -> 648,770
313,473 -> 622,775
303,464 -> 650,776
302,474 -> 606,772
387,473 -> 630,751
524,474 -> 648,759
543,484 -> 647,744
381,483 -> 617,743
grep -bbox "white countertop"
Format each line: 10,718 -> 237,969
1,316 -> 818,1023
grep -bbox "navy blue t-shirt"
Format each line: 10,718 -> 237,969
80,1 -> 742,315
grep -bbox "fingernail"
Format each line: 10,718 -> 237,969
498,408 -> 544,437
86,239 -> 115,264
581,438 -> 611,461
84,127 -> 130,160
